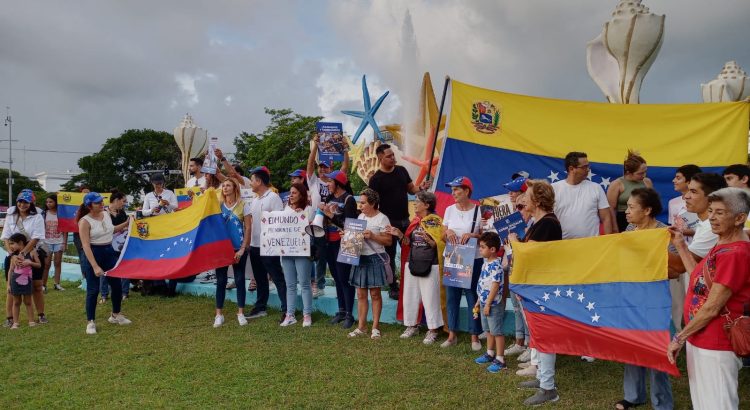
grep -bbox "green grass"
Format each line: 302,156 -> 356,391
0,280 -> 747,409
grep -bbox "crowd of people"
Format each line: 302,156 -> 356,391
2,138 -> 749,408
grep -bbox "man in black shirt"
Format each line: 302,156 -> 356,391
368,144 -> 427,299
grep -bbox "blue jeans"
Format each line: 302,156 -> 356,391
215,252 -> 248,310
445,258 -> 482,335
326,241 -> 355,315
80,245 -> 121,321
249,247 -> 286,312
100,252 -> 130,298
313,237 -> 327,290
511,291 -> 529,341
623,364 -> 673,409
282,256 -> 313,315
536,351 -> 557,390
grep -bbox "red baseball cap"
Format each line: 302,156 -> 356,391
324,170 -> 348,185
445,176 -> 473,192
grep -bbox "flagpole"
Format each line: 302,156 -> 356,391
425,76 -> 450,186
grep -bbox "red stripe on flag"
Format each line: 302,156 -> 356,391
107,240 -> 235,280
58,218 -> 78,233
525,311 -> 679,376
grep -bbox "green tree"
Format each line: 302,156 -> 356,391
62,129 -> 182,200
234,108 -> 323,191
0,169 -> 46,207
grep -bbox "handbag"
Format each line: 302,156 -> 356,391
364,240 -> 393,284
703,250 -> 750,357
408,252 -> 433,277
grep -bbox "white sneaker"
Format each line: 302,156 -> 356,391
400,326 -> 419,339
423,331 -> 439,345
302,315 -> 312,327
237,314 -> 248,326
54,284 -> 65,291
471,341 -> 482,351
581,356 -> 596,363
440,339 -> 457,348
516,365 -> 538,377
478,332 -> 488,340
280,314 -> 297,327
213,314 -> 225,328
504,343 -> 527,356
517,349 -> 532,363
518,361 -> 533,369
108,314 -> 132,325
86,322 -> 97,335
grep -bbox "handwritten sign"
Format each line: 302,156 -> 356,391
260,209 -> 310,257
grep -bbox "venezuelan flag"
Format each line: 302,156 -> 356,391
56,192 -> 111,233
175,187 -> 201,210
435,80 -> 749,216
510,228 -> 678,375
107,188 -> 234,280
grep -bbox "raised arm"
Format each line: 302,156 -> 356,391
307,135 -> 319,177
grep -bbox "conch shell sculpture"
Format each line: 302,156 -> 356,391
173,114 -> 208,183
351,138 -> 406,185
701,61 -> 750,102
587,0 -> 665,103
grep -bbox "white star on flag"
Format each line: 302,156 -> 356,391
542,292 -> 550,301
565,288 -> 574,297
534,300 -> 541,305
586,301 -> 596,311
540,306 -> 546,312
553,288 -> 561,297
577,292 -> 585,302
599,177 -> 611,189
587,169 -> 597,181
591,313 -> 601,323
547,171 -> 559,182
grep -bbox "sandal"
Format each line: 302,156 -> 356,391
371,329 -> 381,339
615,400 -> 644,410
348,328 -> 366,338
247,278 -> 257,292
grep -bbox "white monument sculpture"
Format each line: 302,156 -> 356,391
587,0 -> 665,103
701,61 -> 750,103
173,114 -> 208,183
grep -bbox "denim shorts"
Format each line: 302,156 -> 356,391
46,243 -> 64,253
480,303 -> 505,336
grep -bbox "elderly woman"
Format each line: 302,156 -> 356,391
667,187 -> 750,410
77,192 -> 132,334
2,190 -> 46,327
607,150 -> 653,232
614,188 -> 674,410
391,191 -> 445,344
441,176 -> 483,350
347,188 -> 392,339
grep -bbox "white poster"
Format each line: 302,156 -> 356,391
260,209 -> 310,257
201,136 -> 219,174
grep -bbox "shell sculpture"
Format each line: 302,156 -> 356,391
351,138 -> 406,185
173,114 -> 208,183
701,61 -> 750,102
587,0 -> 665,104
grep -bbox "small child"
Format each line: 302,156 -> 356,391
7,233 -> 41,329
474,231 -> 507,373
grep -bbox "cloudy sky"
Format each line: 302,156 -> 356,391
1,0 -> 748,180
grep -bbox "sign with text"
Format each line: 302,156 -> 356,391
337,218 -> 366,265
480,194 -> 514,233
493,212 -> 527,244
442,238 -> 477,289
316,122 -> 346,163
259,209 -> 310,257
201,136 -> 219,174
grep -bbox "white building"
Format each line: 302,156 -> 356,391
35,170 -> 77,192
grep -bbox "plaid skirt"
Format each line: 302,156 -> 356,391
349,254 -> 387,289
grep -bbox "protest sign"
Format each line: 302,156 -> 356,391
480,194 -> 514,232
442,238 -> 477,289
493,212 -> 527,244
316,122 -> 346,163
260,209 -> 310,257
240,188 -> 257,203
201,136 -> 219,174
337,218 -> 366,265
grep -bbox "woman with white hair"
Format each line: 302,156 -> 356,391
667,187 -> 750,410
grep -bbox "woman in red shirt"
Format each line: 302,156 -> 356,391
668,187 -> 750,410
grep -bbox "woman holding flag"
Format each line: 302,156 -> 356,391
213,178 -> 252,328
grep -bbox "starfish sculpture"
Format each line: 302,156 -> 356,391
341,75 -> 389,144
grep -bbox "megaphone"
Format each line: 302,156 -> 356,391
305,209 -> 326,238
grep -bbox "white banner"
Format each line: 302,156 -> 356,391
260,209 -> 310,257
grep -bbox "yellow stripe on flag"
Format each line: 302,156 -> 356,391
448,80 -> 749,167
57,192 -> 111,206
510,229 -> 669,285
131,188 -> 220,241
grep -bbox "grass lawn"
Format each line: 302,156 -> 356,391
1,279 -> 747,409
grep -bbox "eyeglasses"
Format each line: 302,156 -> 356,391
575,164 -> 591,169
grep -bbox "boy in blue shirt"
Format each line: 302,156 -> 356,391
474,231 -> 507,373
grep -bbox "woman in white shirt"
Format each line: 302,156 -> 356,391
77,192 -> 131,335
441,176 -> 483,350
280,183 -> 315,327
347,188 -> 392,339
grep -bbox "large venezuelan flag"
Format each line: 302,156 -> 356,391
175,187 -> 201,210
56,192 -> 111,233
107,188 -> 234,280
510,229 -> 678,375
435,80 -> 749,216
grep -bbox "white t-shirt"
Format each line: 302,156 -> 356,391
186,175 -> 207,189
249,189 -> 284,247
688,218 -> 718,259
1,212 -> 45,242
443,204 -> 482,259
141,189 -> 178,217
307,173 -> 331,212
359,211 -> 390,256
552,180 -> 609,239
